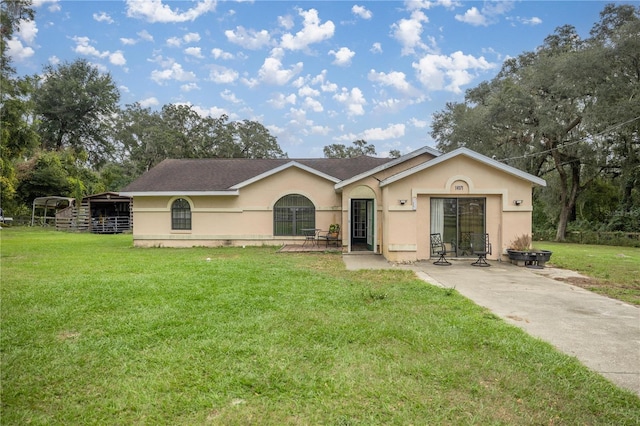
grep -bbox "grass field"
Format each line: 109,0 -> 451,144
2,229 -> 639,425
536,242 -> 640,305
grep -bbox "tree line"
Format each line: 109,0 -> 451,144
2,1 -> 638,239
430,4 -> 640,238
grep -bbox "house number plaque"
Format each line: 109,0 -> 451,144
451,181 -> 468,193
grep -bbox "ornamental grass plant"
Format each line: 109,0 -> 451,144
2,229 -> 639,425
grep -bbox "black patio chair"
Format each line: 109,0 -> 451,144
470,233 -> 492,267
318,229 -> 341,247
430,233 -> 452,266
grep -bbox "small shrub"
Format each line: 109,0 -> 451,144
508,234 -> 532,251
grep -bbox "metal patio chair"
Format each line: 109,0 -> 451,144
430,233 -> 452,266
470,233 -> 492,267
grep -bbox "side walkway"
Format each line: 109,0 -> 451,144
342,254 -> 640,397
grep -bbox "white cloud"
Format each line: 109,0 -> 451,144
483,1 -> 515,17
352,5 -> 373,20
93,12 -> 113,24
278,14 -> 294,30
362,123 -> 405,140
151,62 -> 197,84
70,36 -> 128,68
18,20 -> 38,44
208,65 -> 239,84
257,49 -> 303,85
225,26 -> 272,50
121,30 -> 154,46
6,39 -> 34,62
185,46 -> 204,58
409,117 -> 428,128
311,70 -> 338,92
268,93 -> 297,109
109,51 -> 126,66
391,10 -> 429,55
333,87 -> 366,117
373,97 -> 404,113
456,1 -> 515,26
335,123 -> 405,142
370,42 -> 383,54
32,0 -> 61,13
455,7 -> 487,26
139,97 -> 159,108
298,85 -> 319,97
90,62 -> 109,74
413,51 -> 496,93
72,36 -> 109,58
280,8 -> 335,51
183,32 -> 201,43
303,97 -> 324,112
211,48 -> 234,60
168,32 -> 202,48
329,47 -> 355,67
138,30 -> 154,42
516,16 -> 543,26
310,125 -> 331,135
167,36 -> 182,47
368,69 -> 418,96
125,0 -> 217,23
189,104 -> 229,118
220,89 -> 242,104
181,83 -> 200,92
119,85 -> 130,93
286,107 -> 313,128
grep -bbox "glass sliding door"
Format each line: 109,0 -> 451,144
430,198 -> 485,257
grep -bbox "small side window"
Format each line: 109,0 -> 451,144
171,198 -> 191,230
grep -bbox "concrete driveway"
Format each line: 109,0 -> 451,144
342,254 -> 640,397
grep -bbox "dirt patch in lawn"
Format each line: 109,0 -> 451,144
556,276 -> 640,306
532,266 -> 640,306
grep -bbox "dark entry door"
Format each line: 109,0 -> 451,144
351,199 -> 373,251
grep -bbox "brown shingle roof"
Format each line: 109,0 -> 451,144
121,156 -> 393,192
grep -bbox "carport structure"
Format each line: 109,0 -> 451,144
30,196 -> 75,227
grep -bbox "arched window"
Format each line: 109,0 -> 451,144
274,194 -> 315,236
171,198 -> 191,230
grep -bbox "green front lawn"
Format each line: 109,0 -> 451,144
536,242 -> 640,305
2,229 -> 639,425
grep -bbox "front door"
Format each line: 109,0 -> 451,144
351,199 -> 374,251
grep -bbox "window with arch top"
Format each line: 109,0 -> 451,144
274,194 -> 315,236
171,198 -> 192,230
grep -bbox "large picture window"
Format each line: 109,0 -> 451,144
431,198 -> 485,257
274,194 -> 315,236
171,198 -> 192,230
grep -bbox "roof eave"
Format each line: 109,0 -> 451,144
231,161 -> 340,189
380,147 -> 547,187
334,146 -> 441,189
119,190 -> 240,197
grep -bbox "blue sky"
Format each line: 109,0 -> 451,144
9,0 -> 625,158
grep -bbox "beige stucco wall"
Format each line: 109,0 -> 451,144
381,155 -> 535,262
130,167 -> 341,247
129,152 -> 537,260
337,151 -> 438,254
